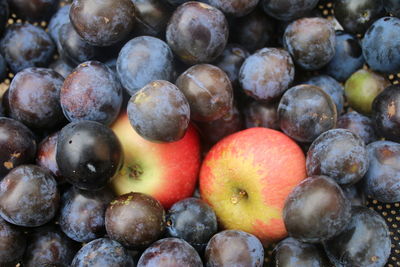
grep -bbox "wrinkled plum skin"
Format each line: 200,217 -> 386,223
324,206 -> 391,267
166,2 -> 229,65
205,230 -> 264,267
384,0 -> 400,16
128,80 -> 190,143
372,85 -> 400,142
362,17 -> 400,74
363,141 -> 400,203
105,192 -> 166,249
244,101 -> 279,130
283,176 -> 351,243
0,217 -> 26,265
334,0 -> 385,35
50,59 -> 74,79
239,48 -> 295,102
117,36 -> 175,96
208,0 -> 259,17
36,132 -> 64,184
8,0 -> 60,22
138,238 -> 203,267
61,61 -> 123,126
337,111 -> 377,144
23,225 -> 79,267
70,0 -> 136,46
166,198 -> 218,252
0,165 -> 59,227
9,68 -> 65,130
305,75 -> 344,115
56,121 -> 122,191
214,44 -> 249,88
324,31 -> 365,82
176,64 -> 233,122
59,187 -> 114,243
48,4 -> 71,44
230,9 -> 276,53
262,0 -> 319,21
271,237 -> 329,267
71,238 -> 134,267
283,17 -> 335,70
306,129 -> 369,185
278,85 -> 337,143
0,0 -> 8,37
0,23 -> 55,73
0,117 -> 37,178
132,0 -> 172,37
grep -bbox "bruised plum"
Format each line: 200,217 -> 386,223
166,2 -> 229,65
0,165 -> 59,227
283,176 -> 351,243
8,67 -> 65,130
71,238 -> 134,267
61,61 -> 123,126
239,48 -> 295,102
205,230 -> 264,267
127,80 -> 190,143
105,192 -> 165,249
337,111 -> 377,144
283,17 -> 336,70
306,129 -> 369,185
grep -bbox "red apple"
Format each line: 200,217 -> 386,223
200,128 -> 306,245
111,112 -> 201,209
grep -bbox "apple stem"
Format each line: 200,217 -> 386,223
127,164 -> 143,180
230,189 -> 248,204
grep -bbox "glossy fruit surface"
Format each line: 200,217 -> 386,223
56,120 -> 123,191
36,132 -> 64,184
283,176 -> 351,243
105,192 -> 165,249
0,165 -> 59,227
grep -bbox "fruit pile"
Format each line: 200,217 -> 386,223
0,0 -> 399,266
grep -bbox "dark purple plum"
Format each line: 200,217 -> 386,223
278,84 -> 337,143
384,0 -> 400,16
61,61 -> 123,126
0,0 -> 8,37
229,9 -> 276,52
306,129 -> 369,185
324,31 -> 365,82
23,225 -> 78,267
205,230 -> 264,267
0,165 -> 59,227
305,75 -> 344,115
166,2 -> 229,65
243,101 -> 279,130
362,17 -> 400,74
7,0 -> 60,22
337,111 -> 377,144
334,0 -> 385,35
132,0 -> 172,37
176,64 -> 233,122
49,58 -> 74,79
271,237 -> 329,267
0,117 -> 36,178
363,141 -> 400,203
239,48 -> 294,102
105,192 -> 165,249
283,17 -> 336,70
36,132 -> 64,184
70,0 -> 136,46
127,80 -> 190,143
56,120 -> 123,191
372,84 -> 400,142
283,176 -> 351,243
48,4 -> 70,44
324,206 -> 391,267
214,44 -> 249,88
59,187 -> 114,243
166,197 -> 218,252
342,183 -> 366,206
0,23 -> 55,73
0,217 -> 26,265
262,0 -> 319,21
71,238 -> 134,267
0,53 -> 6,81
8,67 -> 65,130
117,36 -> 175,96
138,238 -> 203,267
208,0 -> 259,17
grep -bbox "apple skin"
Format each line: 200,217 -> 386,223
111,112 -> 201,209
200,127 -> 306,245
